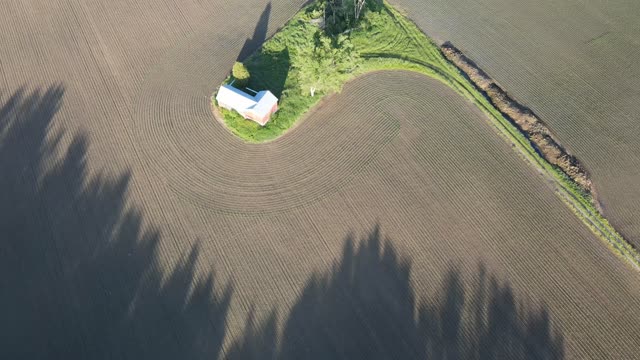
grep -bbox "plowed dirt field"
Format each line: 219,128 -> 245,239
394,0 -> 640,246
1,0 -> 639,358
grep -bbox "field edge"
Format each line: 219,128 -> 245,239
211,1 -> 640,270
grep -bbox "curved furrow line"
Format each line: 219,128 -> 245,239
134,32 -> 401,213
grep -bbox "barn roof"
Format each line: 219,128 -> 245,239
250,90 -> 278,118
216,84 -> 257,110
216,85 -> 278,125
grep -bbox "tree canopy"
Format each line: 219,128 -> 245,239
232,62 -> 251,88
322,0 -> 382,35
294,32 -> 360,96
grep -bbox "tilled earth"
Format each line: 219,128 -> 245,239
1,0 -> 639,358
394,0 -> 640,246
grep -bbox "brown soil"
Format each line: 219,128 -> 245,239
1,1 -> 640,358
441,42 -> 595,196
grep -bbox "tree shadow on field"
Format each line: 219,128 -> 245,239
237,2 -> 272,62
0,87 -> 232,359
0,87 -> 565,359
245,47 -> 290,97
227,226 -> 565,360
235,1 -> 290,97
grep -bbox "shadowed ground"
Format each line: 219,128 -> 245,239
0,88 -> 230,359
0,93 -> 562,357
227,228 -> 564,360
237,2 -> 272,62
0,89 -> 562,359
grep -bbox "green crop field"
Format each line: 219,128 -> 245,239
2,0 -> 640,358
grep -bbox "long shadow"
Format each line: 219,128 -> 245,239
245,47 -> 290,97
420,266 -> 564,359
228,226 -> 565,359
0,87 -> 564,358
237,2 -> 272,62
233,1 -> 289,97
0,87 -> 231,359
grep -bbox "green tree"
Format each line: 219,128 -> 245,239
294,32 -> 359,96
232,61 -> 251,88
323,0 -> 375,34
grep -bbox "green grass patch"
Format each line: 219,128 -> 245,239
212,1 -> 639,268
214,2 -> 481,142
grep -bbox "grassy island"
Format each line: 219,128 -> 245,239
214,1 -> 475,143
213,1 -> 639,268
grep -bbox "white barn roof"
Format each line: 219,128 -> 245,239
216,84 -> 257,111
249,91 -> 278,118
216,84 -> 278,126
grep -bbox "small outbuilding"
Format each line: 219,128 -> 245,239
216,84 -> 278,126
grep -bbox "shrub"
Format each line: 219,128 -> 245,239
232,62 -> 250,88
